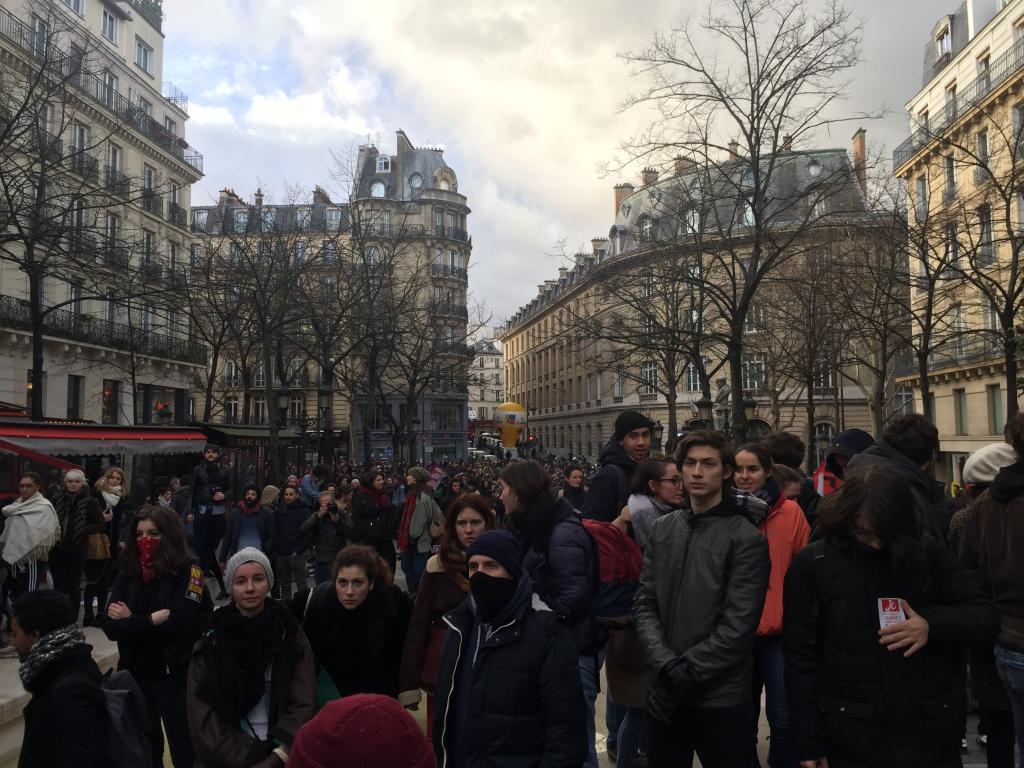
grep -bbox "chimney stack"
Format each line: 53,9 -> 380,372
254,187 -> 264,208
782,135 -> 793,151
313,185 -> 331,205
728,140 -> 740,160
852,128 -> 867,197
613,183 -> 635,216
674,155 -> 696,176
558,267 -> 568,279
641,167 -> 659,186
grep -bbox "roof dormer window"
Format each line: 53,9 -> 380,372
376,156 -> 391,173
936,25 -> 952,57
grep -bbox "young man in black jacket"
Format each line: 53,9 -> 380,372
14,590 -> 107,768
433,530 -> 586,767
582,410 -> 655,523
635,431 -> 770,768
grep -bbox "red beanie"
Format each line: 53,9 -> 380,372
288,694 -> 436,768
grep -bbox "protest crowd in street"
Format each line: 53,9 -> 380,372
3,408 -> 1023,768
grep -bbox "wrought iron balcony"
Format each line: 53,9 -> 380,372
160,82 -> 188,113
0,294 -> 206,365
168,202 -> 187,229
0,5 -> 201,173
105,166 -> 130,196
430,264 -> 468,280
433,225 -> 470,242
430,301 -> 469,319
893,36 -> 1024,169
141,189 -> 163,217
66,150 -> 98,180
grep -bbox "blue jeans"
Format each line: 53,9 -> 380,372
752,635 -> 793,768
605,696 -> 625,750
616,706 -> 645,768
995,646 -> 1024,768
580,655 -> 599,768
400,551 -> 429,595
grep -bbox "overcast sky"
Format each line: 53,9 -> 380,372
163,0 -> 936,324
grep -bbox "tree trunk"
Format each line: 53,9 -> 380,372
918,351 -> 933,421
28,268 -> 45,421
728,334 -> 747,442
804,374 -> 816,472
1005,325 -> 1020,418
264,347 -> 283,481
202,345 -> 220,422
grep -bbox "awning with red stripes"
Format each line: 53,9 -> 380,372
0,423 -> 208,457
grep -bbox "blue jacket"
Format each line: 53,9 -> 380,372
298,473 -> 322,508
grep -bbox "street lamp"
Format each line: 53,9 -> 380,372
652,420 -> 665,452
743,395 -> 757,421
696,396 -> 714,429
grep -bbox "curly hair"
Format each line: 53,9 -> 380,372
331,544 -> 390,584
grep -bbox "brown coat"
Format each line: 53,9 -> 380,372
604,620 -> 647,708
187,625 -> 316,768
398,553 -> 469,707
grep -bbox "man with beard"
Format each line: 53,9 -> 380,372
14,590 -> 107,767
190,445 -> 232,597
219,484 -> 274,566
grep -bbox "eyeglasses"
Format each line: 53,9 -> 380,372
659,477 -> 685,487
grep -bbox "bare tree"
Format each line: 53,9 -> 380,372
617,0 -> 863,440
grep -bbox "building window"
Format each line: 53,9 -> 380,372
294,241 -> 306,264
915,176 -> 928,220
326,208 -> 342,232
164,116 -> 177,136
142,230 -> 155,266
369,181 -> 386,198
225,396 -> 239,424
63,0 -> 84,15
812,360 -> 834,395
296,208 -> 311,231
192,209 -> 208,232
101,379 -> 120,424
944,223 -> 959,268
744,303 -> 766,334
30,15 -> 48,58
954,388 -> 968,435
430,404 -> 460,431
260,207 -> 275,232
101,9 -> 118,43
290,395 -> 304,420
936,25 -> 952,57
945,83 -> 958,121
376,156 -> 391,173
638,216 -> 653,242
224,360 -> 240,388
977,130 -> 990,179
944,155 -> 956,199
66,375 -> 84,419
253,397 -> 267,425
895,385 -> 915,416
641,362 -> 658,395
102,71 -> 118,107
987,384 -> 1004,435
614,371 -> 625,399
741,201 -> 756,226
742,352 -> 767,391
135,38 -> 154,75
683,208 -> 701,235
254,363 -> 266,388
233,209 -> 249,234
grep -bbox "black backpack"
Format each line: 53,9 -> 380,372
101,668 -> 155,768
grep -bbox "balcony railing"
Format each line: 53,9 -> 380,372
0,294 -> 206,365
893,36 -> 1024,169
105,166 -> 130,196
0,5 -> 201,173
430,301 -> 469,319
430,264 -> 468,280
141,189 -> 163,217
65,150 -> 98,181
433,225 -> 470,242
168,202 -> 187,228
160,82 -> 188,114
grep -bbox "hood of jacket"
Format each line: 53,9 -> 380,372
825,428 -> 876,476
598,438 -> 642,472
990,461 -> 1024,504
847,442 -> 941,502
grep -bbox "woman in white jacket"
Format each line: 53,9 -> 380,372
1,471 -> 59,599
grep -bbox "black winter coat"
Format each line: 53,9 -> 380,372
432,575 -> 587,767
189,459 -> 233,509
19,646 -> 108,768
102,559 -> 211,679
515,492 -> 598,654
783,538 -> 999,768
218,503 -> 274,562
274,500 -> 310,556
582,440 -> 639,522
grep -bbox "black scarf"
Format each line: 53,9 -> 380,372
19,624 -> 91,690
509,490 -> 573,554
195,600 -> 296,725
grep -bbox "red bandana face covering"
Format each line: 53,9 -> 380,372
137,536 -> 160,583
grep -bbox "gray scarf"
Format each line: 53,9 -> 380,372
18,624 -> 91,689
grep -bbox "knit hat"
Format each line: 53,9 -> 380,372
288,694 -> 435,768
224,547 -> 274,590
963,443 -> 1018,485
408,466 -> 431,484
465,530 -> 523,580
614,410 -> 657,441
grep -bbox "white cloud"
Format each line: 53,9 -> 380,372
188,104 -> 238,129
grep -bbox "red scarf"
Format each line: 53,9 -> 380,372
357,485 -> 391,509
240,499 -> 261,517
138,536 -> 159,583
396,493 -> 417,553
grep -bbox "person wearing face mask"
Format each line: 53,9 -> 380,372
733,443 -> 810,768
432,529 -> 586,767
399,494 -> 497,730
784,464 -> 998,768
2,472 -> 59,601
48,469 -> 105,623
102,505 -> 212,768
292,544 -> 412,705
187,548 -> 315,768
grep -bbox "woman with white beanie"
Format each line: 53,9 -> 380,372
187,547 -> 315,767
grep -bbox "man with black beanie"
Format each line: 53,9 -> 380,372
582,410 -> 656,523
432,530 -> 586,766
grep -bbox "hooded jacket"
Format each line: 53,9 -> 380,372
848,443 -> 952,545
634,491 -> 770,717
582,440 -> 640,522
432,574 -> 587,767
824,429 -> 876,478
962,459 -> 1024,651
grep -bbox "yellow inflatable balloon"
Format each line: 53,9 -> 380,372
494,402 -> 528,449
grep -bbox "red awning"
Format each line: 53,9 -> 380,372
0,425 -> 208,457
0,438 -> 84,471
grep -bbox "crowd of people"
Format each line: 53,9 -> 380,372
4,407 -> 1024,768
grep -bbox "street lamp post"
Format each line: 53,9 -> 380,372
652,420 -> 665,453
696,397 -> 714,430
